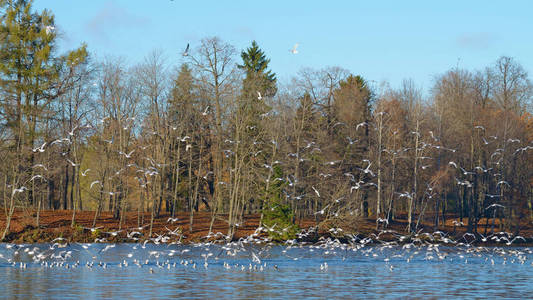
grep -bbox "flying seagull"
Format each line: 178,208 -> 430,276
182,43 -> 189,57
290,43 -> 299,54
45,25 -> 55,35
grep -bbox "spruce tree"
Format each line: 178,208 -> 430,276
238,40 -> 276,98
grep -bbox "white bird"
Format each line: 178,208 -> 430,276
45,25 -> 55,35
314,204 -> 330,215
289,43 -> 299,54
202,106 -> 210,116
32,142 -> 47,153
359,160 -> 375,176
119,150 -> 135,158
496,180 -> 510,188
90,181 -> 102,189
68,125 -> 79,136
485,203 -> 505,210
81,169 -> 91,176
32,164 -> 48,171
29,175 -> 46,182
429,131 -> 438,141
167,217 -> 179,223
182,43 -> 189,56
66,158 -> 78,167
312,186 -> 320,197
356,122 -> 368,131
12,186 -> 28,196
99,244 -> 116,253
396,191 -> 412,199
251,251 -> 261,264
448,161 -> 458,168
460,167 -> 474,175
257,91 -> 262,100
346,137 -> 357,145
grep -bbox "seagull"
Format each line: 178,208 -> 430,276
182,43 -> 189,56
90,181 -> 102,189
289,43 -> 299,54
81,169 -> 91,176
32,142 -> 47,153
356,122 -> 368,131
257,91 -> 262,100
429,131 -> 438,141
312,186 -> 320,197
202,106 -> 209,116
29,175 -> 46,182
68,125 -> 79,136
66,158 -> 78,167
314,204 -> 330,215
359,160 -> 375,176
496,180 -> 510,188
45,25 -> 55,35
448,161 -> 458,168
12,186 -> 28,196
32,164 -> 48,171
119,150 -> 135,158
485,203 -> 505,210
346,137 -> 357,145
459,167 -> 474,175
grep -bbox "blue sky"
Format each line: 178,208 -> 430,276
33,0 -> 533,92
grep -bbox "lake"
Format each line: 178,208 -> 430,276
1,242 -> 532,299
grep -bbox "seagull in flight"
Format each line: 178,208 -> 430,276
312,186 -> 320,197
119,150 -> 135,158
32,164 -> 48,171
90,181 -> 102,189
66,158 -> 79,167
32,142 -> 47,153
485,203 -> 505,210
257,91 -> 262,100
289,43 -> 299,54
45,25 -> 55,35
182,43 -> 189,56
356,122 -> 368,131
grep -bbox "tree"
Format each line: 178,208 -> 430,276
0,0 -> 87,240
187,37 -> 239,232
238,40 -> 276,98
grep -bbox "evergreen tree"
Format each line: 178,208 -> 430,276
238,40 -> 276,98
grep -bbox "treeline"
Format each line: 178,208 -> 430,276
1,1 -> 532,240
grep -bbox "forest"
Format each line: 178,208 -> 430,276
1,1 -> 532,241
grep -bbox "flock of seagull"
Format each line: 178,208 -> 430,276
1,223 -> 533,274
181,42 -> 300,57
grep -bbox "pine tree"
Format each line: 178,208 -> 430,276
238,40 -> 276,98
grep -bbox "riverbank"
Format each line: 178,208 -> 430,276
1,209 -> 532,245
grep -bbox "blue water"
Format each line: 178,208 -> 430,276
0,242 -> 532,299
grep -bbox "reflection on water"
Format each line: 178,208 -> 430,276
0,242 -> 532,299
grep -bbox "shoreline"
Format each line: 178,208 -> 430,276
1,209 -> 532,246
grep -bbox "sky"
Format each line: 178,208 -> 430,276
33,0 -> 533,93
